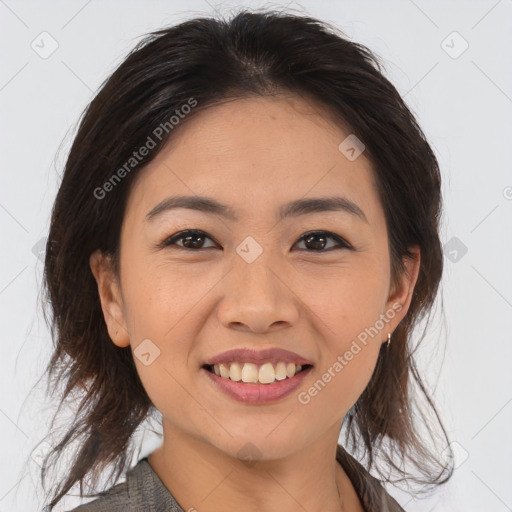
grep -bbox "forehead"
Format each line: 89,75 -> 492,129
124,95 -> 383,226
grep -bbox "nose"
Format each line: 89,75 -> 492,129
217,253 -> 300,334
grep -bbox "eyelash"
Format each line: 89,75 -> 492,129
159,229 -> 353,252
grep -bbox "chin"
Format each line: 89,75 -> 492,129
204,429 -> 309,464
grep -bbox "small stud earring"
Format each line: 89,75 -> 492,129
387,333 -> 391,349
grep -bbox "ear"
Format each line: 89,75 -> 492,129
89,249 -> 130,348
383,245 -> 421,337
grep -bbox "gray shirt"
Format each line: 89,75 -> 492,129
66,445 -> 405,511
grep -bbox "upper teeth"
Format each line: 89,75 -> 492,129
212,362 -> 303,384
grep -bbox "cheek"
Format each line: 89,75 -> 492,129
121,257 -> 199,340
299,328 -> 382,424
120,266 -> 213,421
309,260 -> 390,338
298,263 -> 388,415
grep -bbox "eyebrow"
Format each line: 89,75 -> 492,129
145,195 -> 368,224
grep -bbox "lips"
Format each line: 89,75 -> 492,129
201,347 -> 314,403
204,347 -> 313,367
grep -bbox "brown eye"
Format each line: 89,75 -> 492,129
161,230 -> 219,250
294,231 -> 352,252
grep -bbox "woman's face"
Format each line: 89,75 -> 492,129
91,94 -> 419,461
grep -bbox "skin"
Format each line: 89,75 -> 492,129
90,94 -> 420,512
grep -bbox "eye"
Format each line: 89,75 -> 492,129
293,231 -> 352,252
160,230 -> 219,250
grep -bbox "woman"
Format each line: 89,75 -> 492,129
40,8 -> 453,511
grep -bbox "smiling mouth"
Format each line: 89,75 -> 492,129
202,362 -> 313,385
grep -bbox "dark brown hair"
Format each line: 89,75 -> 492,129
39,8 -> 453,509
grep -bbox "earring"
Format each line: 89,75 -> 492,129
387,333 -> 391,349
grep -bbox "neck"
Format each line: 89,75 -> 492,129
147,422 -> 363,512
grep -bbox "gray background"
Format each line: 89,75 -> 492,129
1,0 -> 511,510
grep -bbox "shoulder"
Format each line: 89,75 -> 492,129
65,458 -> 184,512
336,445 -> 406,512
65,477 -> 129,511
